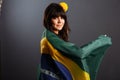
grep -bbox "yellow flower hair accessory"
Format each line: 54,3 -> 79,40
59,2 -> 68,12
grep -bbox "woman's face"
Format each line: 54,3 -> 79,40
51,16 -> 65,34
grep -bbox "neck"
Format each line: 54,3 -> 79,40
53,30 -> 59,35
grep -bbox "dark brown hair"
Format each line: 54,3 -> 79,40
43,3 -> 70,41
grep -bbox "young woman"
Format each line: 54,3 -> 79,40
39,3 -> 112,80
43,2 -> 70,42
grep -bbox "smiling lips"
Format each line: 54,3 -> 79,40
56,25 -> 63,29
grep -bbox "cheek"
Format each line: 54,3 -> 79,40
62,20 -> 65,25
63,20 -> 65,24
62,19 -> 65,23
51,20 -> 57,25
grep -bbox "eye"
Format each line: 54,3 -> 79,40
61,17 -> 64,19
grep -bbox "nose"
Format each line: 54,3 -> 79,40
58,17 -> 62,23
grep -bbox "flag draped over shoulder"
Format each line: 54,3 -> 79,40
39,29 -> 112,80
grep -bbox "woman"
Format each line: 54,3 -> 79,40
39,3 -> 112,80
43,2 -> 70,42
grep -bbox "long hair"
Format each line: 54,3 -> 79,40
43,3 -> 70,41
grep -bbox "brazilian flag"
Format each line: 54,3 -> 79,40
39,29 -> 112,80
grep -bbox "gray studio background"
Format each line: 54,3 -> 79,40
1,0 -> 120,80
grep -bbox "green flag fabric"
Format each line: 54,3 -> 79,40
39,29 -> 112,80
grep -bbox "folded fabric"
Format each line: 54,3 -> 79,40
39,29 -> 112,80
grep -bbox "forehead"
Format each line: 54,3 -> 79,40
52,16 -> 63,18
51,14 -> 65,19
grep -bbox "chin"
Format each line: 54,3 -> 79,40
58,28 -> 63,31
